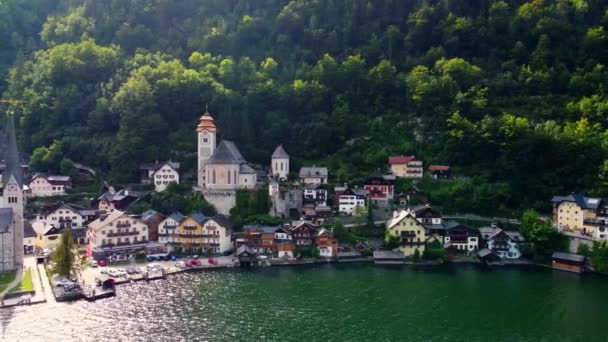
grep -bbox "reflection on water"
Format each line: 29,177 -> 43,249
1,265 -> 607,342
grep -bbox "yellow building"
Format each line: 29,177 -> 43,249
551,194 -> 608,239
386,209 -> 426,256
177,213 -> 207,252
33,221 -> 62,252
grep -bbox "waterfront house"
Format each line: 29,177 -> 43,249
551,194 -> 608,240
428,165 -> 451,179
236,244 -> 257,267
315,229 -> 338,258
478,226 -> 524,259
140,210 -> 165,242
385,210 -> 426,257
407,205 -> 479,253
200,215 -> 233,255
338,187 -> 368,215
299,166 -> 328,185
87,210 -> 149,260
364,174 -> 394,206
388,155 -> 423,179
139,160 -> 180,192
177,213 -> 207,254
552,252 -> 586,273
274,227 -> 295,258
290,222 -> 318,249
27,174 -> 71,197
158,212 -> 184,252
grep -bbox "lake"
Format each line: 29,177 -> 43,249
1,263 -> 607,341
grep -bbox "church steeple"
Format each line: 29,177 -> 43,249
197,105 -> 217,188
196,105 -> 217,132
2,116 -> 22,188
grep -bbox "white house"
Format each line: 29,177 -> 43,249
303,184 -> 327,206
36,203 -> 97,229
158,212 -> 183,252
274,227 -> 294,258
87,210 -> 149,251
200,215 -> 233,254
479,226 -> 524,259
271,145 -> 290,181
338,188 -> 368,215
299,166 -> 328,185
140,161 -> 180,192
28,174 -> 71,197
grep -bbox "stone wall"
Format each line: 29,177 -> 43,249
203,190 -> 237,215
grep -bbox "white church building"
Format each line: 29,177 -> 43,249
196,107 -> 257,214
0,117 -> 25,274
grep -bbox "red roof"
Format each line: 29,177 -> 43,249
429,165 -> 450,171
388,155 -> 416,165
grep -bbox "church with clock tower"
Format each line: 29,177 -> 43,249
196,107 -> 257,214
0,117 -> 24,274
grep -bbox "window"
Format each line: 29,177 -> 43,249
203,138 -> 208,143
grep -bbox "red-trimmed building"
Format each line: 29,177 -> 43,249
429,165 -> 451,179
290,222 -> 318,248
364,174 -> 394,206
388,155 -> 423,179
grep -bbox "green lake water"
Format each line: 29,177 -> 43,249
2,263 -> 608,341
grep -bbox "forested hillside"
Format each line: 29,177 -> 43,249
1,0 -> 608,212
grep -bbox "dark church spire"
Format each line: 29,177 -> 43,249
3,116 -> 22,187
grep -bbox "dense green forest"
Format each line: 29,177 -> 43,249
1,0 -> 608,213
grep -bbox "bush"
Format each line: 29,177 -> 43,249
135,251 -> 147,262
413,249 -> 421,261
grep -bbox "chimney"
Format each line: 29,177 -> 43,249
393,210 -> 399,219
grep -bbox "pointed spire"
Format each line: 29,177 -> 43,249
3,115 -> 22,186
272,144 -> 289,158
197,104 -> 216,132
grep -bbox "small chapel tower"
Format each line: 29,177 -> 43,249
271,144 -> 289,181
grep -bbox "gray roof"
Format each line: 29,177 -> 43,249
169,212 -> 185,223
243,224 -> 279,234
271,145 -> 289,159
189,212 -> 207,225
373,251 -> 405,259
551,194 -> 601,210
24,221 -> 36,238
299,167 -> 328,178
477,248 -> 494,258
140,160 -> 180,172
211,214 -> 233,229
141,210 -> 163,222
70,227 -> 88,239
505,231 -> 525,242
237,244 -> 253,256
239,163 -> 256,174
0,208 -> 12,233
207,141 -> 246,165
552,252 -> 585,262
3,117 -> 23,187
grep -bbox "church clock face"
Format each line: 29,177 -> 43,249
203,130 -> 208,136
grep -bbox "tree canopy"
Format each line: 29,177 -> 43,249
1,0 -> 608,213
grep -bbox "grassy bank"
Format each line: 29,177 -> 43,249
9,269 -> 33,293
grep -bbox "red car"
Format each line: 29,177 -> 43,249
208,258 -> 217,265
186,259 -> 202,267
98,260 -> 107,267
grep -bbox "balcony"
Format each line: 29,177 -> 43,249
107,230 -> 139,237
116,222 -> 132,228
202,242 -> 220,247
179,234 -> 203,238
584,219 -> 608,227
183,225 -> 198,230
163,224 -> 178,229
101,240 -> 148,248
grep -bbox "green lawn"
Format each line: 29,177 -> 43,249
8,269 -> 33,293
0,270 -> 17,293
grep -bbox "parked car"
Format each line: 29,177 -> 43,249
91,261 -> 98,268
98,260 -> 107,267
147,256 -> 156,262
175,261 -> 186,268
208,258 -> 217,265
56,279 -> 75,287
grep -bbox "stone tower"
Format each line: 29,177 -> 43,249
196,106 -> 217,188
0,116 -> 24,273
271,144 -> 289,181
